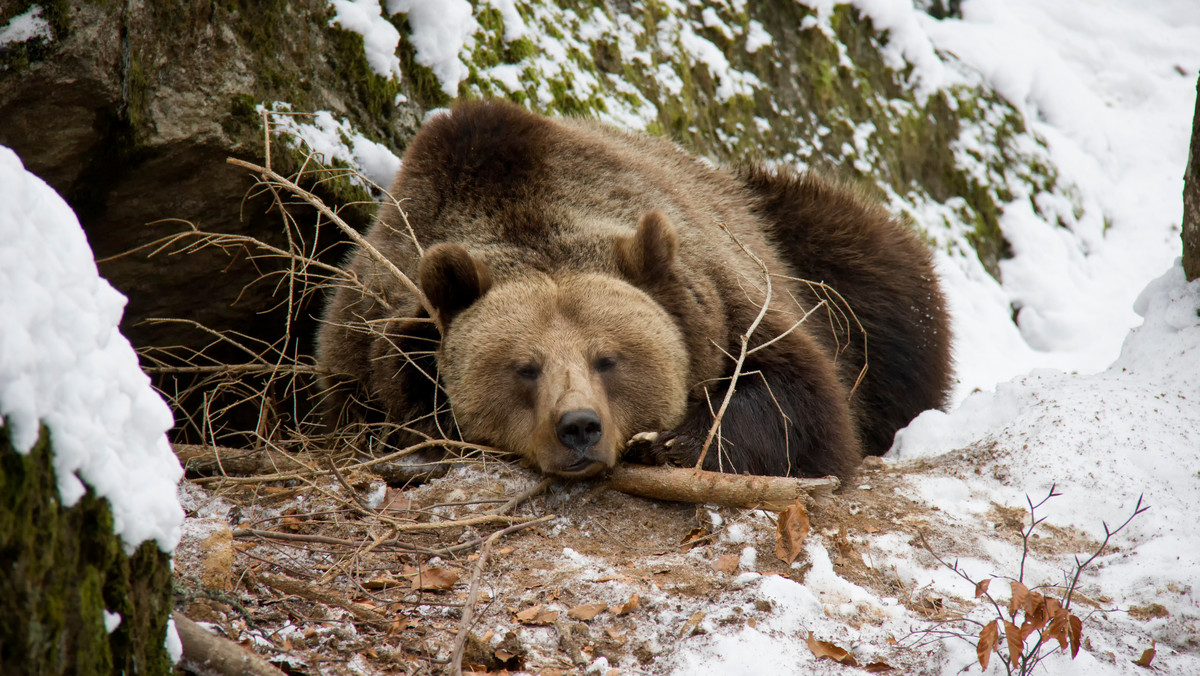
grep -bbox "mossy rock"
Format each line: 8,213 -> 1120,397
0,425 -> 175,675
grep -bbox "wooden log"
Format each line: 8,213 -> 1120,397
173,611 -> 286,676
606,464 -> 838,511
173,443 -> 310,476
174,444 -> 839,510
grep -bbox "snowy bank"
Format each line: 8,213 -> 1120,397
0,145 -> 184,555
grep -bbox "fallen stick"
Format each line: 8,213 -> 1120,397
173,442 -> 459,486
259,574 -> 392,630
175,444 -> 838,510
173,611 -> 286,676
173,443 -> 312,477
450,514 -> 556,675
606,464 -> 838,511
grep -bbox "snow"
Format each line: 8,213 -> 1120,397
656,1 -> 1200,673
0,5 -> 52,47
0,146 -> 184,555
258,103 -> 402,193
164,619 -> 182,663
328,0 -> 404,81
386,0 -> 477,98
906,0 -> 1200,389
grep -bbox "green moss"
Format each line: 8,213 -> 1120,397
0,424 -> 173,675
390,14 -> 449,108
506,37 -> 536,62
448,0 -> 1072,281
327,21 -> 407,124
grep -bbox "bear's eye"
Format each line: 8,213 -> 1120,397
594,355 -> 618,373
514,363 -> 541,381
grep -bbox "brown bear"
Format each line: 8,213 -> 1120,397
317,100 -> 952,482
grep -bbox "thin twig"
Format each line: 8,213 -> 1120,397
226,156 -> 433,317
695,224 -> 775,468
450,515 -> 555,675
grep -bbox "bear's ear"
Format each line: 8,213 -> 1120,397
418,243 -> 493,329
615,210 -> 678,287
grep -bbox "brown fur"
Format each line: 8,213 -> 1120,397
317,100 -> 952,481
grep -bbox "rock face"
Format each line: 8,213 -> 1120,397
0,426 -> 174,675
0,1 -> 420,354
1,1 -> 1071,361
1184,75 -> 1200,281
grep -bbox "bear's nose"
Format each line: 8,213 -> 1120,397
556,409 -> 603,453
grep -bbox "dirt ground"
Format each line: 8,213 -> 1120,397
173,447 -> 1105,675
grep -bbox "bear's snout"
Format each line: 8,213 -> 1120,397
556,408 -> 603,454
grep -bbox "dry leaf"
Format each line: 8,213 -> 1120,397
680,527 -> 710,550
680,611 -> 706,636
514,605 -> 559,625
609,593 -> 640,616
363,576 -> 404,590
775,499 -> 810,564
1003,620 -> 1023,662
975,579 -> 991,599
567,603 -> 608,621
1045,608 -> 1070,650
863,663 -> 894,673
1068,614 -> 1083,658
411,567 -> 460,591
806,633 -> 859,666
1133,643 -> 1156,668
1009,581 -> 1030,617
1024,591 -> 1046,624
864,524 -> 879,534
497,546 -> 515,555
713,554 -> 739,574
379,488 -> 415,513
977,621 -> 999,671
1045,596 -> 1063,618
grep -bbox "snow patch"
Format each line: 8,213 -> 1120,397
0,5 -> 52,47
0,146 -> 183,554
387,0 -> 476,98
328,0 -> 404,80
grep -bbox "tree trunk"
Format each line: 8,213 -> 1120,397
1184,74 -> 1200,281
0,425 -> 175,675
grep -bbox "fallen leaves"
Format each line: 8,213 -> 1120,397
680,611 -> 706,636
609,593 -> 640,616
411,567 -> 460,591
775,498 -> 810,564
514,605 -> 559,625
806,633 -> 859,667
567,603 -> 607,621
712,554 -> 739,574
1133,642 -> 1156,668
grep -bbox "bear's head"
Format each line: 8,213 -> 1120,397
418,212 -> 689,477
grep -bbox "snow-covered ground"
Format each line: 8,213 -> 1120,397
665,1 -> 1200,673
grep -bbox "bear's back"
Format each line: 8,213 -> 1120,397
380,101 -> 785,290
